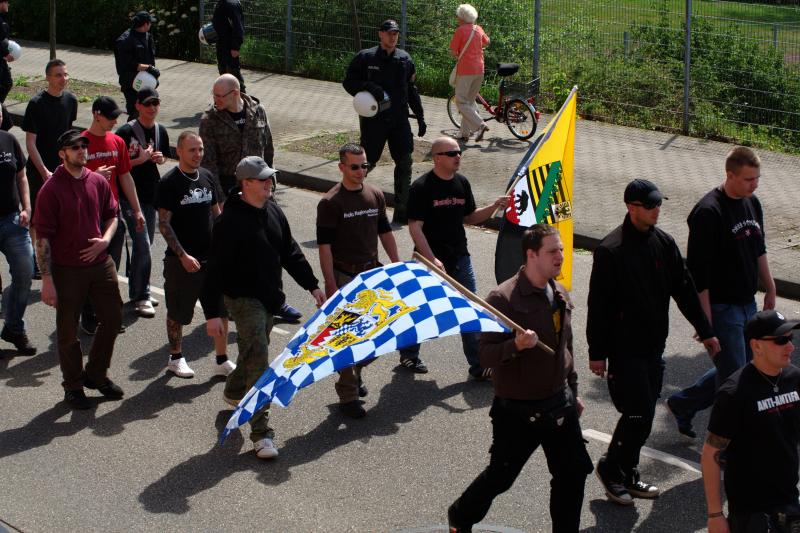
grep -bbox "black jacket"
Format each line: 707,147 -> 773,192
202,190 -> 319,318
586,215 -> 714,361
0,12 -> 10,57
212,0 -> 245,51
114,29 -> 156,87
343,45 -> 424,121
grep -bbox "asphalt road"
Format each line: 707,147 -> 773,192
1,181 -> 798,533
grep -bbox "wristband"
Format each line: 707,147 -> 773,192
708,512 -> 724,519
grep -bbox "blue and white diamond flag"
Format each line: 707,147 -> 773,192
220,260 -> 510,443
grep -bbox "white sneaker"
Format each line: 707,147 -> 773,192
254,438 -> 279,459
135,299 -> 156,318
166,357 -> 195,378
215,359 -> 236,377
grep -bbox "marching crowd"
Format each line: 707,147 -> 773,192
0,2 -> 798,532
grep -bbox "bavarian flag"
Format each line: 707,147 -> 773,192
495,86 -> 577,290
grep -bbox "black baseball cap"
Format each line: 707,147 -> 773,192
132,10 -> 156,27
746,310 -> 800,340
624,179 -> 666,206
92,96 -> 124,119
136,87 -> 160,104
57,128 -> 89,150
379,20 -> 400,32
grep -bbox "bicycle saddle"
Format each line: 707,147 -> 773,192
497,63 -> 520,77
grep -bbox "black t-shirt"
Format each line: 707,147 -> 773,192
116,121 -> 170,205
21,90 -> 78,173
227,109 -> 246,132
406,170 -> 476,269
686,188 -> 766,305
154,167 -> 218,261
0,131 -> 26,216
708,363 -> 800,513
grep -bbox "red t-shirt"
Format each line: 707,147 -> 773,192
450,23 -> 490,76
82,130 -> 132,200
33,165 -> 118,267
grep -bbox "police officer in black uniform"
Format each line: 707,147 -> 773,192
343,19 -> 426,225
0,0 -> 15,103
212,0 -> 246,93
114,10 -> 159,119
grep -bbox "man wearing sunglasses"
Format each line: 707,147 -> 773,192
316,143 -> 399,418
116,88 -> 169,319
33,129 -> 124,410
399,136 -> 507,377
588,179 -> 720,506
668,147 -> 776,440
702,310 -> 800,533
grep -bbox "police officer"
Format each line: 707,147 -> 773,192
0,0 -> 15,103
212,0 -> 246,92
114,10 -> 159,119
343,19 -> 426,225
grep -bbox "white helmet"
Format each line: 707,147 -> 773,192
198,22 -> 217,45
132,71 -> 158,91
6,40 -> 21,60
353,91 -> 381,117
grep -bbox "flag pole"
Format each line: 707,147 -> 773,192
412,252 -> 555,356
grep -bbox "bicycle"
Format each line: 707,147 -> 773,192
447,62 -> 541,141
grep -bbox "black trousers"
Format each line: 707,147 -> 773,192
605,355 -> 665,477
0,59 -> 12,103
121,86 -> 139,120
359,115 -> 413,223
216,45 -> 246,93
449,394 -> 593,533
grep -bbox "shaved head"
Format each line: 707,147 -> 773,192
214,74 -> 239,92
431,136 -> 459,154
212,74 -> 242,112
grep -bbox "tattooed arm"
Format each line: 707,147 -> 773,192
158,208 -> 200,273
701,432 -> 731,533
36,237 -> 57,307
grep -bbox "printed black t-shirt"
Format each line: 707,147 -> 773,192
0,131 -> 26,216
154,167 -> 217,261
116,121 -> 170,205
227,108 -> 246,132
708,363 -> 800,513
406,170 -> 476,270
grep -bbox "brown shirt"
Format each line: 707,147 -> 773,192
479,267 -> 578,401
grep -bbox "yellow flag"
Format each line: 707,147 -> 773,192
496,87 -> 577,290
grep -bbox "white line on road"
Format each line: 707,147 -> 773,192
582,428 -> 701,474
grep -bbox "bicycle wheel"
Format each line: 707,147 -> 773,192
446,94 -> 462,129
504,98 -> 538,140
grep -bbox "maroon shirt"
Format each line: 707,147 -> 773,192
33,165 -> 118,267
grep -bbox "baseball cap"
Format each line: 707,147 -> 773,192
746,310 -> 800,340
379,19 -> 400,32
136,87 -> 160,104
92,96 -> 124,119
624,179 -> 666,206
132,10 -> 157,27
235,156 -> 278,181
57,128 -> 90,150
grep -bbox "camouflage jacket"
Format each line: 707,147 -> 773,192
198,93 -> 274,179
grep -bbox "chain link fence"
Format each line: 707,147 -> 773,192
200,0 -> 800,152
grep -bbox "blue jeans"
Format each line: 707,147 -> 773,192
669,300 -> 757,419
0,212 -> 33,333
399,254 -> 480,372
121,200 -> 155,302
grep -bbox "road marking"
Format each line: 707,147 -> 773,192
116,274 -> 290,336
582,428 -> 701,474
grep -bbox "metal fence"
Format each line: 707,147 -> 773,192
201,0 -> 800,152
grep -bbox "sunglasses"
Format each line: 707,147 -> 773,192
436,150 -> 462,157
628,200 -> 662,210
141,100 -> 160,107
66,144 -> 88,151
348,163 -> 370,170
762,335 -> 794,346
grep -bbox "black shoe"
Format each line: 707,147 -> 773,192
80,315 -> 98,336
596,457 -> 634,506
0,327 -> 37,355
666,397 -> 697,439
118,323 -> 126,334
399,357 -> 428,374
84,377 -> 124,400
447,504 -> 472,533
276,302 -> 302,322
358,377 -> 368,398
64,389 -> 91,410
339,400 -> 366,419
625,469 -> 660,499
469,367 -> 493,382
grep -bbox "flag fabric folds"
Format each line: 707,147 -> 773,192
220,261 -> 510,443
495,86 -> 578,290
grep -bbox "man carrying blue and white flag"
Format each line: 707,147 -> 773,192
219,256 -> 512,446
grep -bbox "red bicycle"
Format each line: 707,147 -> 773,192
447,62 -> 541,140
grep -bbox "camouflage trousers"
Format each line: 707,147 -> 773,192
224,296 -> 275,443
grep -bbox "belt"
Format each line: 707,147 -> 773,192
496,388 -> 572,421
333,259 -> 380,275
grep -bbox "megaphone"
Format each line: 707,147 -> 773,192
6,40 -> 21,61
132,71 -> 158,91
199,23 -> 218,45
353,91 -> 390,117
